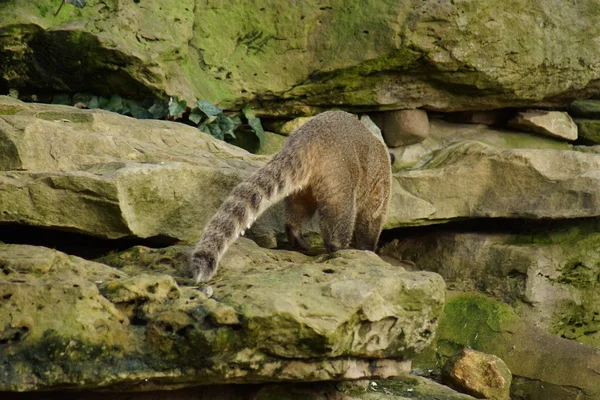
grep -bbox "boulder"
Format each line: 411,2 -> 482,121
3,2 -> 600,114
442,348 -> 512,400
508,110 -> 578,141
0,377 -> 479,400
0,240 -> 445,391
4,98 -> 600,241
414,293 -> 600,400
379,222 -> 600,348
370,110 -> 430,147
387,140 -> 600,227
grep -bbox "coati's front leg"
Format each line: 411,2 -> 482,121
354,179 -> 390,251
284,188 -> 317,251
317,188 -> 356,253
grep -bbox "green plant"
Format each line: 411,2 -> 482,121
51,92 -> 265,149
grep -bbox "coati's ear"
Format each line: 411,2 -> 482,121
389,152 -> 395,166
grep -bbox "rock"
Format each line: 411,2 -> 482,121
256,131 -> 287,155
442,348 -> 511,400
379,221 -> 600,348
360,114 -> 384,141
278,116 -> 314,135
387,140 -> 600,227
0,377 -> 479,400
3,2 -> 600,114
4,97 -> 600,241
570,99 -> 600,119
448,110 -> 504,126
508,110 -> 578,141
575,119 -> 600,144
0,97 -> 283,242
256,376 -> 478,399
414,293 -> 600,400
0,240 -> 445,391
370,110 -> 430,147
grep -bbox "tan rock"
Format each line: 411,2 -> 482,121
0,240 -> 445,391
370,110 -> 429,147
508,110 -> 578,141
278,116 -> 314,135
443,348 -> 512,400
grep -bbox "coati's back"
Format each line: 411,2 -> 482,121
190,111 -> 391,282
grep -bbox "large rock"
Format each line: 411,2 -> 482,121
508,110 -> 578,141
2,1 -> 600,115
380,222 -> 600,348
387,140 -> 600,227
0,240 -> 445,391
414,293 -> 600,400
4,97 -> 600,241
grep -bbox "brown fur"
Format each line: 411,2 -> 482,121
189,111 -> 392,282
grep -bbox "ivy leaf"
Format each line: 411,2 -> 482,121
66,0 -> 87,8
216,114 -> 237,139
148,99 -> 168,119
124,99 -> 153,119
88,95 -> 110,109
243,105 -> 265,147
106,94 -> 125,114
195,100 -> 222,117
168,96 -> 187,117
205,123 -> 224,140
189,110 -> 204,125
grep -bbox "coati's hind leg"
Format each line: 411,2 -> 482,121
284,188 -> 317,251
354,180 -> 390,251
316,186 -> 356,253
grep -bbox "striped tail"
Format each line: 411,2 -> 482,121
190,150 -> 310,282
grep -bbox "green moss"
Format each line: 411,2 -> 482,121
0,105 -> 23,115
414,293 -> 518,371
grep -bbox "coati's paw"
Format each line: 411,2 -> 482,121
189,250 -> 217,283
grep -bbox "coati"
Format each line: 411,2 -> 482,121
189,110 -> 392,283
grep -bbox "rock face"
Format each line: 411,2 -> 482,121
508,110 -> 578,140
5,97 -> 600,244
0,240 -> 445,391
370,110 -> 430,147
379,222 -> 600,348
443,348 -> 512,400
414,293 -> 600,400
3,1 -> 600,114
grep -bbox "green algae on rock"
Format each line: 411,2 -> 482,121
413,293 -> 600,400
3,1 -> 600,113
0,239 -> 445,391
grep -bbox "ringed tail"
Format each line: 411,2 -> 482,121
190,148 -> 310,282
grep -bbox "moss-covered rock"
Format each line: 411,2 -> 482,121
575,119 -> 600,144
0,240 -> 445,391
3,1 -> 600,114
414,293 -> 600,400
381,221 -> 600,348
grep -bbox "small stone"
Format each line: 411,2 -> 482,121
443,348 -> 512,400
508,110 -> 577,141
370,109 -> 429,147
